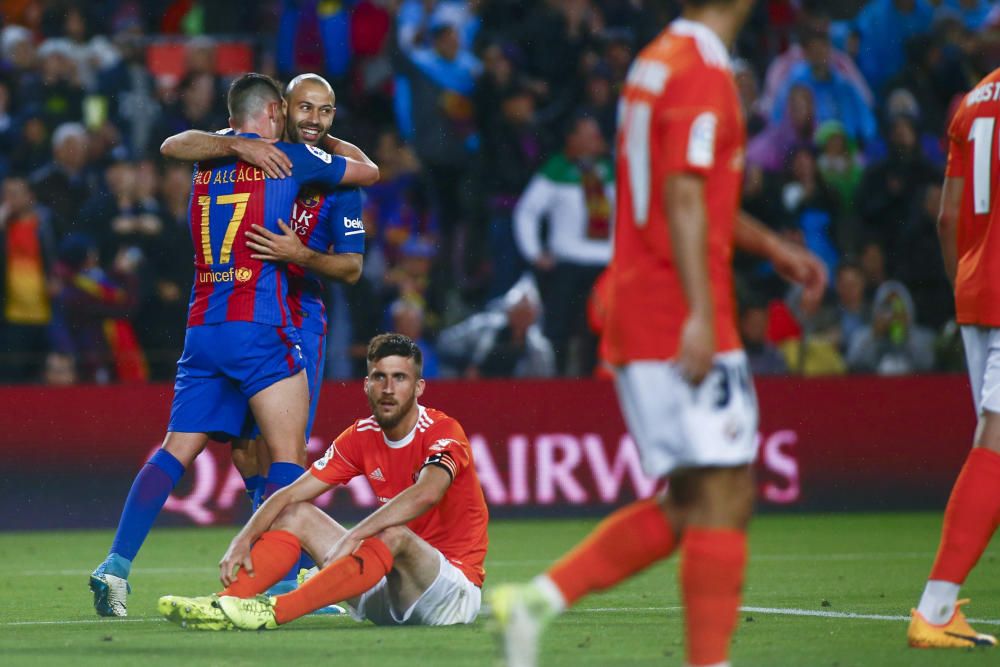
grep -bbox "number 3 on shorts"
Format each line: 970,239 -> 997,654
710,360 -> 753,411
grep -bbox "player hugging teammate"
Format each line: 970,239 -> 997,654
89,72 -> 378,617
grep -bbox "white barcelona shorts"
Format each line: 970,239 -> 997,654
960,326 -> 1000,415
347,550 -> 481,626
613,350 -> 759,479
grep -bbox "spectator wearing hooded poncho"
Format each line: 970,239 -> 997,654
846,280 -> 935,375
815,119 -> 865,254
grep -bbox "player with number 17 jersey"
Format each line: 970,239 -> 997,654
944,67 -> 1000,327
170,137 -> 353,438
186,137 -> 350,328
606,19 -> 745,365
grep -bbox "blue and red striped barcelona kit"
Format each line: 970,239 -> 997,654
287,186 -> 365,437
286,186 -> 366,335
185,137 -> 349,327
169,136 -> 352,438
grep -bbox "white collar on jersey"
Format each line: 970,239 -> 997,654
382,404 -> 425,449
669,18 -> 731,71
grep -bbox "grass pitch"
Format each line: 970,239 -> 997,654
1,513 -> 998,666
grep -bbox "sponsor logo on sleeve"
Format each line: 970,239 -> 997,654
429,438 -> 459,452
307,144 -> 333,163
314,444 -> 336,470
343,216 -> 365,235
687,112 -> 717,169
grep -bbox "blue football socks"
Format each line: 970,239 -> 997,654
264,462 -> 306,584
103,449 -> 185,576
264,462 -> 305,499
242,474 -> 264,506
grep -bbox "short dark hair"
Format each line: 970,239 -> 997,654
367,333 -> 423,377
227,73 -> 282,123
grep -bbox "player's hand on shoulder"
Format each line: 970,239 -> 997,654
232,136 -> 292,179
678,313 -> 715,385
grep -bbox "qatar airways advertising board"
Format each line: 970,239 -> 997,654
0,376 -> 976,530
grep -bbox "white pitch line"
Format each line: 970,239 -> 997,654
18,567 -> 219,576
6,617 -> 163,627
13,552 -> 949,577
9,605 -> 1000,628
575,605 -> 1000,627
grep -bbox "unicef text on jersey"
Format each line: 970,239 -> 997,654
198,266 -> 253,284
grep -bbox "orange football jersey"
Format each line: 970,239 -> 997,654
946,67 -> 1000,326
310,406 -> 489,586
606,18 -> 745,364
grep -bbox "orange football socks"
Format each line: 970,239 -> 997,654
273,537 -> 393,624
680,528 -> 747,667
220,530 -> 301,598
547,498 -> 677,607
929,447 -> 1000,583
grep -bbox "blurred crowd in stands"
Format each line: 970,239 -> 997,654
1,0 -> 998,385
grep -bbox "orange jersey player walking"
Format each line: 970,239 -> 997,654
606,15 -> 745,363
492,2 -> 827,667
158,334 -> 489,630
907,68 -> 1000,649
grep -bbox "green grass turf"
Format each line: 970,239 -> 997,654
1,513 -> 999,666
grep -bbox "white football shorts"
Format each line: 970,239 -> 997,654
347,549 -> 481,626
613,350 -> 759,478
960,326 -> 1000,415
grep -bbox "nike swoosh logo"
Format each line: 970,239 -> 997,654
944,631 -> 995,646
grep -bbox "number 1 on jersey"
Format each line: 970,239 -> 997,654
197,193 -> 252,264
970,116 -> 996,215
621,99 -> 652,226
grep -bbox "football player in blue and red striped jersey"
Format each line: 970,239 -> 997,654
89,73 -> 378,618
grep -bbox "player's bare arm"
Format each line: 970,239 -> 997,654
326,465 -> 452,563
665,173 -> 715,384
937,176 -> 963,285
340,152 -> 381,187
159,130 -> 293,179
218,472 -> 331,586
320,134 -> 379,173
246,218 -> 363,284
735,210 -> 828,302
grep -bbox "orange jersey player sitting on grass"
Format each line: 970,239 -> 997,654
158,333 -> 489,629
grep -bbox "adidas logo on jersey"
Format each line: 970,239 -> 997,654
368,467 -> 385,482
